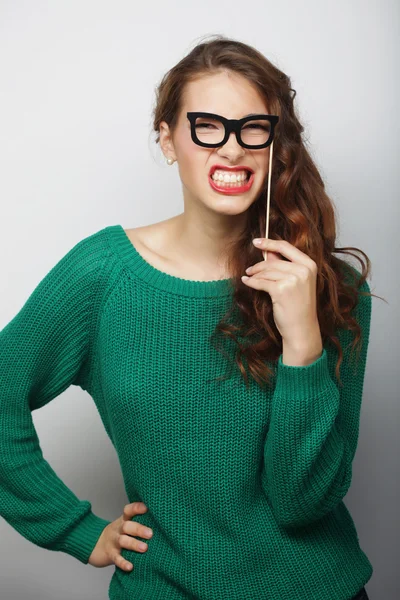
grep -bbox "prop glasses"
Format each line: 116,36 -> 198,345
186,111 -> 279,149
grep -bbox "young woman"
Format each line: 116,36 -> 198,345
0,35 -> 380,600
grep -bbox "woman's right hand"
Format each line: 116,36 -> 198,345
88,502 -> 153,571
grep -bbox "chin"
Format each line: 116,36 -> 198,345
205,196 -> 254,216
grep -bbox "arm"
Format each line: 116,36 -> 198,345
262,272 -> 372,528
0,233 -> 112,564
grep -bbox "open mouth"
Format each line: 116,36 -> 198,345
209,170 -> 254,193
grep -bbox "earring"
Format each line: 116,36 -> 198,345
166,157 -> 174,165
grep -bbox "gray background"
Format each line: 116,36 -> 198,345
0,1 -> 398,598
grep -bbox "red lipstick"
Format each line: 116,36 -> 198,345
208,164 -> 255,195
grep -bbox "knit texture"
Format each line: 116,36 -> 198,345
0,224 -> 373,600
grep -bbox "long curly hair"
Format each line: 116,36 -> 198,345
151,34 -> 385,390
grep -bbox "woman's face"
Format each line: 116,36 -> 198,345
159,70 -> 272,217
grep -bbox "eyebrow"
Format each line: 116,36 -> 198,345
242,113 -> 264,118
189,111 -> 268,121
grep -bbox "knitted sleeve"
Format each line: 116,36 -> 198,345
262,270 -> 372,528
0,234 -> 112,564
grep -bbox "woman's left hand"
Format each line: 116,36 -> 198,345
242,238 -> 321,348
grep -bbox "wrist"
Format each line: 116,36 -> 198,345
282,328 -> 323,366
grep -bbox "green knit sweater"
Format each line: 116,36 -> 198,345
0,224 -> 373,600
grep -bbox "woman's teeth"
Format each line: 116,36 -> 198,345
211,170 -> 249,185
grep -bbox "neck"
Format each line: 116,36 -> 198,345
169,210 -> 247,278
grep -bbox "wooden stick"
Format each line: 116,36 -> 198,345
262,138 -> 274,263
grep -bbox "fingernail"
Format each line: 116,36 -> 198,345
253,238 -> 262,245
139,542 -> 148,550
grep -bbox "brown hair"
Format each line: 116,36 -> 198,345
152,33 -> 386,389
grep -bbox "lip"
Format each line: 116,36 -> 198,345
208,164 -> 255,176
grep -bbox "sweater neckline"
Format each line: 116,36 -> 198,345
106,224 -> 235,298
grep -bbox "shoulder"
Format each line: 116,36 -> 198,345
25,225 -> 130,312
44,226 -> 113,288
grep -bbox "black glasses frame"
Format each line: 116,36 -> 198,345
187,111 -> 279,150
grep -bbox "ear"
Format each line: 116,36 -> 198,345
159,121 -> 177,161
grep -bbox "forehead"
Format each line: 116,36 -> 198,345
182,71 -> 269,117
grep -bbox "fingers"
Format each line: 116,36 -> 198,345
121,517 -> 153,543
122,501 -> 148,521
119,532 -> 149,554
263,250 -> 284,262
252,238 -> 300,260
114,502 -> 152,572
111,547 -> 134,571
246,259 -> 292,275
88,502 -> 152,571
246,269 -> 287,280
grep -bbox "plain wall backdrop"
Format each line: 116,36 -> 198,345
0,1 -> 398,598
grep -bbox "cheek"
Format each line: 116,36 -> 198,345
177,141 -> 208,184
257,151 -> 271,185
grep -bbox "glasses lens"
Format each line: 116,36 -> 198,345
240,119 -> 271,146
194,116 -> 272,146
194,116 -> 225,145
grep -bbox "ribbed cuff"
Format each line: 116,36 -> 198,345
274,348 -> 334,399
58,511 -> 112,564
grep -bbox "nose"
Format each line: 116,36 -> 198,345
216,131 -> 245,161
